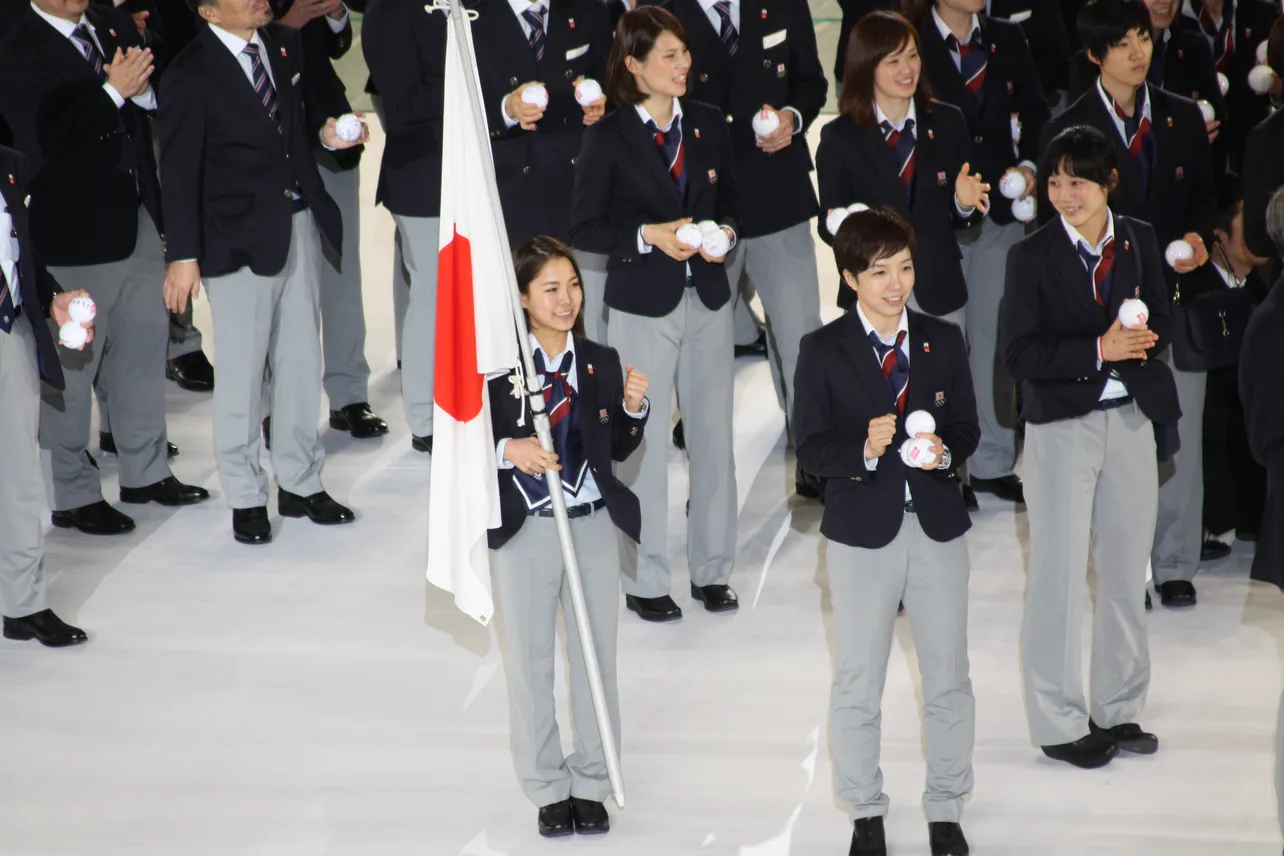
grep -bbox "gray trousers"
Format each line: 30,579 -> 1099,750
608,290 -> 736,597
392,214 -> 438,438
1151,364 -> 1206,584
724,222 -> 823,419
371,95 -> 412,364
827,519 -> 974,823
575,250 -> 610,343
731,269 -> 764,346
1021,402 -> 1156,745
960,219 -> 1023,480
206,211 -> 325,508
0,320 -> 49,618
316,163 -> 371,410
42,208 -> 171,508
491,511 -> 622,806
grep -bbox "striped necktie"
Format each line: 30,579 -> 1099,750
242,44 -> 282,134
1077,238 -> 1116,306
522,6 -> 547,62
880,118 -> 916,200
512,350 -> 588,506
648,119 -> 687,197
712,1 -> 738,56
870,329 -> 909,414
952,29 -> 987,103
1198,4 -> 1234,72
1112,86 -> 1155,193
72,23 -> 107,82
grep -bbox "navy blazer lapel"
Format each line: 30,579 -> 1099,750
838,310 -> 895,409
920,22 -> 969,107
1108,214 -> 1143,315
681,108 -> 711,207
260,29 -> 298,142
622,107 -> 683,203
31,11 -> 100,84
485,0 -> 539,80
199,28 -> 285,142
85,6 -> 128,61
1043,219 -> 1107,315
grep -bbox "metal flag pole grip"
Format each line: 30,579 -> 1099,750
437,0 -> 626,809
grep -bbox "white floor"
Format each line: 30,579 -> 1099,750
2,119 -> 1282,856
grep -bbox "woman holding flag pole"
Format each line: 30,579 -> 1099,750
486,237 -> 649,837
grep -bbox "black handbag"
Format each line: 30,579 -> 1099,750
1169,254 -> 1258,373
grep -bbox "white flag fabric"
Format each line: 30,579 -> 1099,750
426,7 -> 520,625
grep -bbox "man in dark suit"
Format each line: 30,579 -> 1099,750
1243,35 -> 1284,266
1041,0 -> 1216,608
157,0 -> 361,544
270,0 -> 388,443
0,0 -> 210,538
794,208 -> 978,856
361,0 -> 446,454
0,146 -> 91,648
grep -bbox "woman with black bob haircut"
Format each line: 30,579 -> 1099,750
486,236 -> 650,838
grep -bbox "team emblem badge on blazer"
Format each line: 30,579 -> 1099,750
934,391 -> 945,407
937,172 -> 947,186
1175,166 -> 1184,181
599,409 -> 609,423
923,341 -> 931,353
777,64 -> 786,78
708,169 -> 718,184
569,17 -> 575,27
586,363 -> 594,374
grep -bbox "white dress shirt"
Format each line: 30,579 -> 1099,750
30,2 -> 157,112
1212,260 -> 1245,288
1060,212 -> 1130,401
496,333 -> 648,507
856,303 -> 917,501
208,23 -> 276,88
0,192 -> 20,314
874,100 -> 976,218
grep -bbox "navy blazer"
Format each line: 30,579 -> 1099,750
815,101 -> 979,315
1238,276 -> 1284,588
1242,105 -> 1284,264
1001,213 -> 1181,427
794,308 -> 979,549
1,147 -> 64,390
487,335 -> 647,549
570,98 -> 741,317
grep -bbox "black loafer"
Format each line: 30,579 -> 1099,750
1090,719 -> 1159,755
929,821 -> 969,856
51,500 -> 136,535
411,434 -> 433,454
672,419 -> 685,450
278,489 -> 354,525
734,330 -> 768,359
570,797 -> 610,834
969,474 -> 1025,503
1201,537 -> 1231,561
120,476 -> 210,507
1157,580 -> 1197,608
99,432 -> 178,459
537,799 -> 574,838
850,816 -> 887,856
625,594 -> 682,622
961,484 -> 979,512
690,582 -> 739,612
1040,733 -> 1118,768
3,609 -> 88,647
329,403 -> 389,439
1145,590 -> 1153,611
233,507 -> 272,544
165,351 -> 215,392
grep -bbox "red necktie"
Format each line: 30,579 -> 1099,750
1077,239 -> 1116,306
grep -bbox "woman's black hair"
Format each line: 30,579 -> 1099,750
1037,124 -> 1119,189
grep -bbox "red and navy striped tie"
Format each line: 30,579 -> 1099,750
713,1 -> 739,56
522,6 -> 546,62
953,29 -> 987,104
72,24 -> 107,82
1077,238 -> 1116,306
648,120 -> 687,197
1112,87 -> 1154,193
1199,5 -> 1234,73
881,117 -> 916,200
242,44 -> 282,134
871,330 -> 909,414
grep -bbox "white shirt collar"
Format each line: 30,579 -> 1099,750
207,22 -> 266,57
697,0 -> 730,12
1061,209 -> 1116,255
1096,77 -> 1152,123
855,300 -> 910,347
634,98 -> 683,132
1212,261 -> 1243,287
30,2 -> 89,40
931,6 -> 981,46
509,0 -> 547,18
530,332 -> 576,381
874,99 -> 917,133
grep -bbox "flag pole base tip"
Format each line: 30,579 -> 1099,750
612,794 -> 625,810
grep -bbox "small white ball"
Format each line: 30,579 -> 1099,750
1197,99 -> 1215,123
845,202 -> 870,215
59,321 -> 87,349
1217,71 -> 1230,96
521,84 -> 549,108
825,208 -> 850,236
676,223 -> 704,249
999,170 -> 1027,200
1258,39 -> 1270,65
904,409 -> 936,438
751,108 -> 780,137
1118,298 -> 1149,329
696,220 -> 721,236
1248,64 -> 1277,94
701,228 -> 731,259
67,295 -> 96,324
1011,195 -> 1036,222
574,78 -> 603,107
335,113 -> 363,143
1164,239 -> 1194,267
899,436 -> 937,468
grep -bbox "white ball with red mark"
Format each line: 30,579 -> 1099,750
1118,298 -> 1149,329
701,227 -> 731,259
900,436 -> 937,468
574,78 -> 602,106
751,108 -> 780,137
1011,195 -> 1036,222
999,170 -> 1027,200
67,295 -> 96,324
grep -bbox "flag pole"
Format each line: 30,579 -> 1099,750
441,0 -> 626,809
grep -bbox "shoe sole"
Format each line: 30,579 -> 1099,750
1043,748 -> 1118,769
1160,599 -> 1196,608
573,824 -> 610,834
50,517 -> 135,535
234,532 -> 273,545
625,600 -> 682,622
328,416 -> 390,438
1115,742 -> 1159,755
538,828 -> 574,838
278,507 -> 355,525
2,627 -> 87,647
690,588 -> 740,613
119,493 -> 209,507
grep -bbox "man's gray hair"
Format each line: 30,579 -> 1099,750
1267,186 -> 1284,259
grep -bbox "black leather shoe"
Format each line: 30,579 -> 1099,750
3,609 -> 88,647
672,418 -> 685,450
411,434 -> 433,454
969,474 -> 1025,503
1201,536 -> 1231,561
691,583 -> 739,612
233,507 -> 272,544
849,816 -> 887,856
120,476 -> 210,507
1090,719 -> 1158,755
166,351 -> 215,392
929,821 -> 969,856
51,501 -> 136,535
537,799 -> 574,838
1145,590 -> 1153,611
734,330 -> 769,359
570,797 -> 609,834
1158,580 -> 1197,608
278,489 -> 355,525
1040,733 -> 1118,768
625,594 -> 682,622
100,432 -> 178,458
961,484 -> 979,512
262,417 -> 271,451
795,465 -> 824,501
1236,527 -> 1259,543
329,403 -> 389,439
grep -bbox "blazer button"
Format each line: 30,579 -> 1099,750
570,156 -> 577,165
725,113 -> 733,123
853,476 -> 864,482
565,69 -> 573,78
762,59 -> 770,68
700,72 -> 708,82
510,76 -> 518,86
974,135 -> 983,144
283,189 -> 292,198
522,166 -> 531,175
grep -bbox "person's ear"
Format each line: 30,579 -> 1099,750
842,270 -> 860,291
1107,168 -> 1120,194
